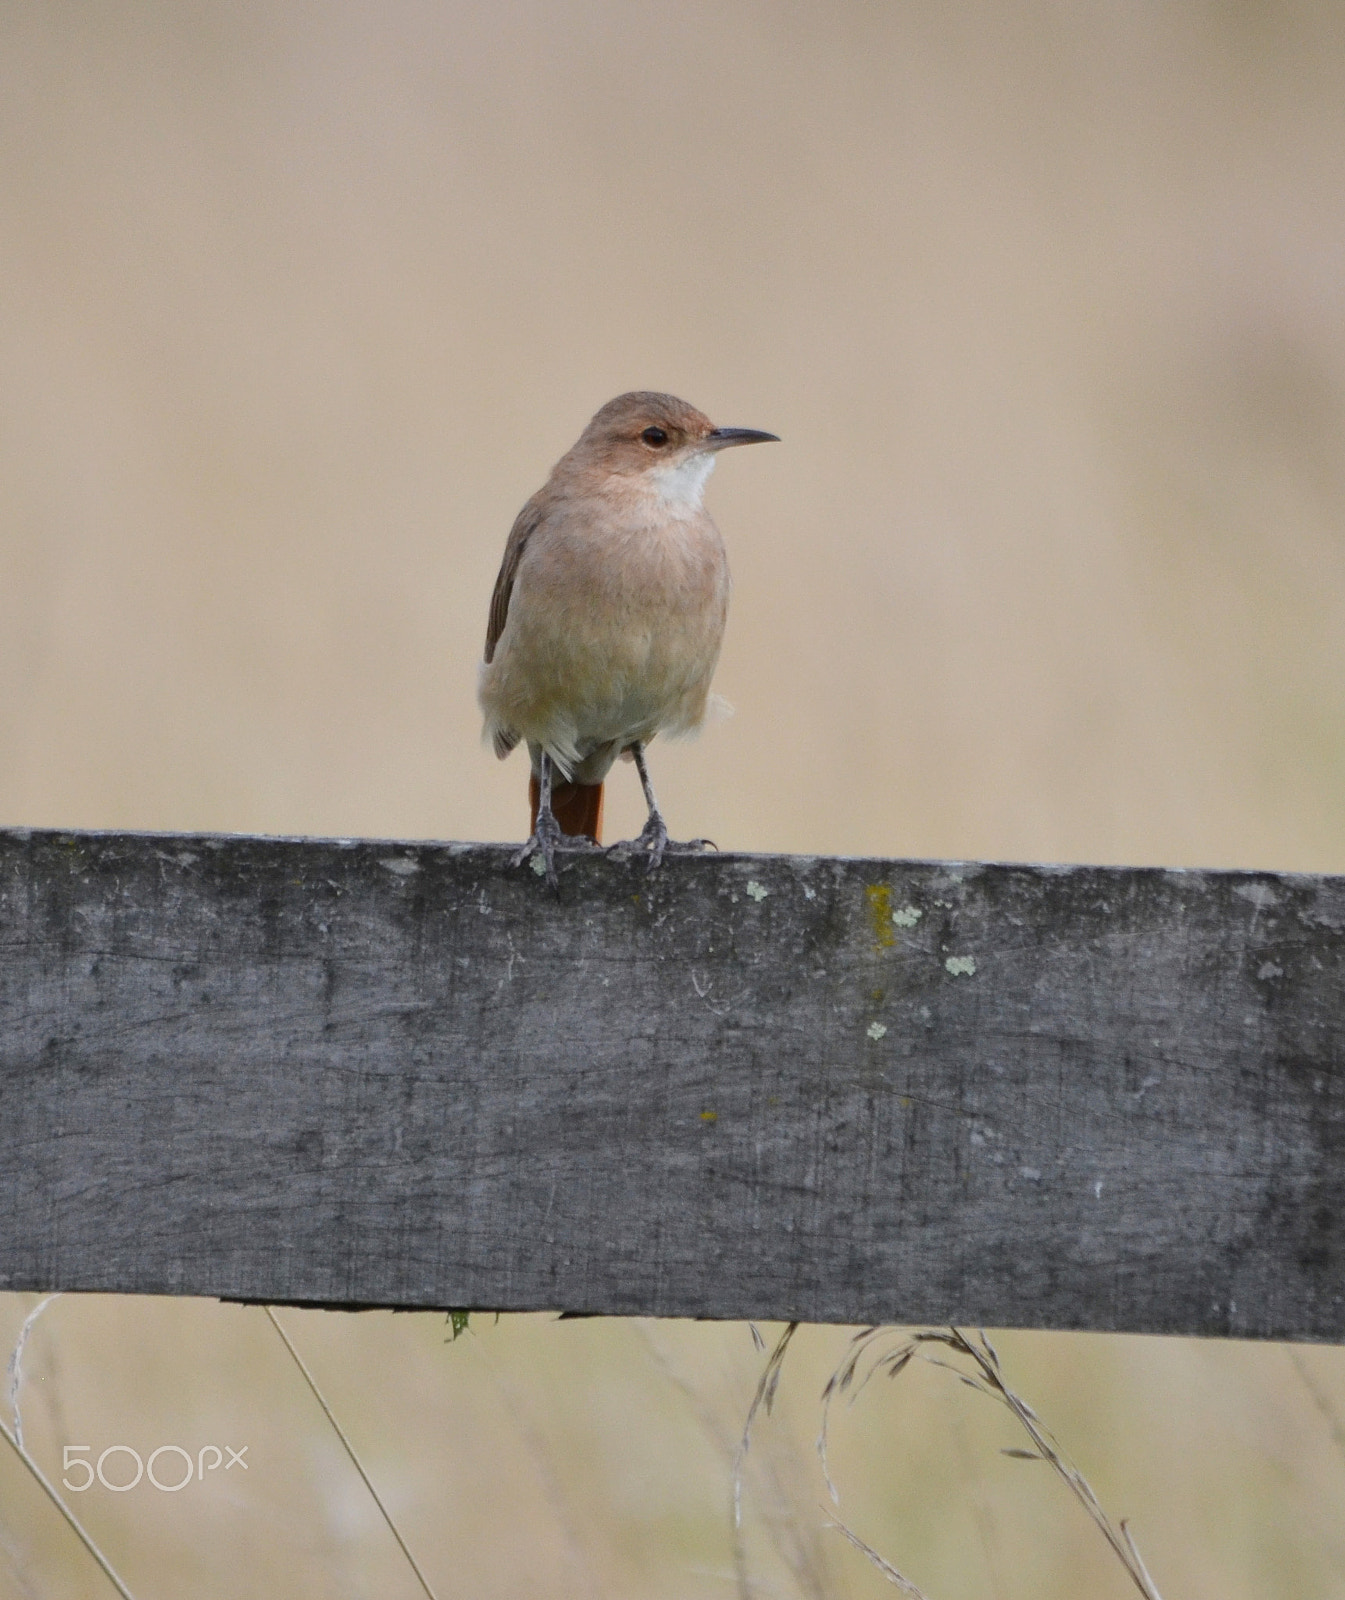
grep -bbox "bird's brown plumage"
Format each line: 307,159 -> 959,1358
479,391 -> 775,851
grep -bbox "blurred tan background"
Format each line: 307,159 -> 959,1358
3,1 -> 1345,1594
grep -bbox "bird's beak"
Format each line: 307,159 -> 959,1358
704,427 -> 780,451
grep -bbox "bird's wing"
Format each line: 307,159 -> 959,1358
484,494 -> 546,664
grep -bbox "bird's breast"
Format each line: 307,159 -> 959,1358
534,493 -> 728,631
481,491 -> 731,763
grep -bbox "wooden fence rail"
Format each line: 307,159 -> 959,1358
0,827 -> 1342,1341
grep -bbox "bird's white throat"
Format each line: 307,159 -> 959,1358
650,451 -> 716,511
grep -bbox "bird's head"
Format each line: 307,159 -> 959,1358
562,391 -> 778,508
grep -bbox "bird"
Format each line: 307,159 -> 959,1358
479,391 -> 778,889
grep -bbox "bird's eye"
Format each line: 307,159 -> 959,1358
641,426 -> 668,447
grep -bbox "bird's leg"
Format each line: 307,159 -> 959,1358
629,742 -> 669,867
513,750 -> 565,890
623,742 -> 715,870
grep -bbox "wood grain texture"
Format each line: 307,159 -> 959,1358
1,828 -> 1342,1340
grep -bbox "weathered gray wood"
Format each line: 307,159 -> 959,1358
0,827 -> 1342,1340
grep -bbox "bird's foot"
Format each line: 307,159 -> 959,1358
514,816 -> 603,891
513,809 -> 566,891
635,812 -> 670,870
610,813 -> 717,871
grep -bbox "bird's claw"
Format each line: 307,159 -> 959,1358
513,811 -> 565,891
635,813 -> 670,870
514,817 -> 603,892
608,815 -> 716,872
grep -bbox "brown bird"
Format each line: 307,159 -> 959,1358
479,391 -> 778,888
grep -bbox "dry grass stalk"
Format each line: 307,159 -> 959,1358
822,1511 -> 934,1600
639,1321 -> 837,1600
733,1322 -> 799,1534
636,1323 -> 757,1599
5,1293 -> 59,1450
0,1414 -> 139,1600
1288,1348 -> 1345,1470
819,1327 -> 1165,1600
263,1306 -> 443,1600
3,1294 -> 138,1599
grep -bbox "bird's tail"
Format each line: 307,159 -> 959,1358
529,775 -> 604,844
